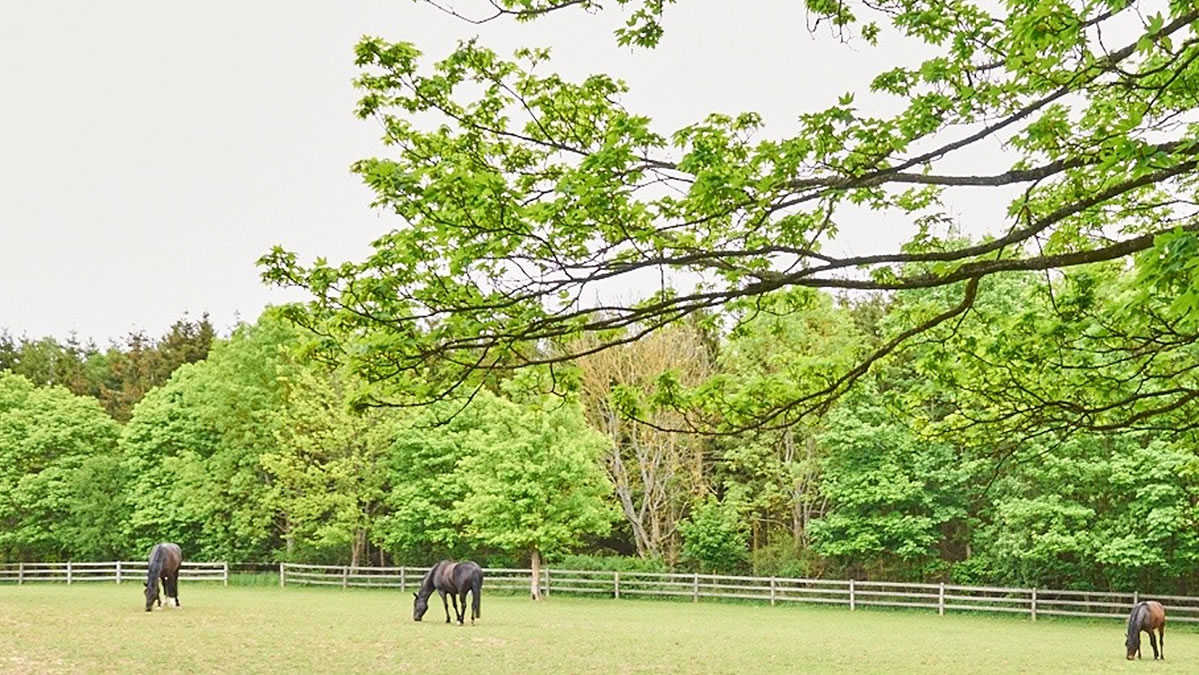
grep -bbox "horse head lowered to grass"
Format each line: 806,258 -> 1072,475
1125,600 -> 1166,660
144,542 -> 182,612
413,560 -> 483,625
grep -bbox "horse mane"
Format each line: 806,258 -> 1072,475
417,561 -> 443,596
1126,601 -> 1146,650
147,545 -> 165,579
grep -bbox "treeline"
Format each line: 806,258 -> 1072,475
0,316 -> 214,421
2,269 -> 1197,595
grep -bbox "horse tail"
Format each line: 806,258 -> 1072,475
472,571 -> 483,619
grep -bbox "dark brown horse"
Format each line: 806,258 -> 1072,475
1125,600 -> 1166,660
413,560 -> 483,625
144,542 -> 183,612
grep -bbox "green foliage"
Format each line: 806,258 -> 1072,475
0,315 -> 215,421
372,407 -> 472,559
262,0 -> 1199,440
974,435 -> 1199,591
679,496 -> 748,574
264,364 -> 392,565
554,553 -> 667,573
0,372 -> 121,561
455,391 -> 617,560
120,315 -> 296,560
809,385 -> 971,579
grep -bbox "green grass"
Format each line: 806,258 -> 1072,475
0,584 -> 1192,673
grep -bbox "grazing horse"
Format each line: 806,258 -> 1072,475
1125,600 -> 1166,660
144,542 -> 183,612
413,560 -> 483,625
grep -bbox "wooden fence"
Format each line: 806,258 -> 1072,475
278,563 -> 1199,623
0,561 -> 228,585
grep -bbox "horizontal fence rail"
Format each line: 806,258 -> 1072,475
0,561 -> 228,585
277,563 -> 1199,623
8,560 -> 1196,624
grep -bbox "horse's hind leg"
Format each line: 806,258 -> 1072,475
439,589 -> 451,623
1148,631 -> 1159,660
1158,626 -> 1165,660
172,575 -> 181,606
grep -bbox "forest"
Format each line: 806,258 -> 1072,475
3,261 -> 1197,594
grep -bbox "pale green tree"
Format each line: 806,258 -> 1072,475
454,390 -> 616,599
264,364 -> 392,566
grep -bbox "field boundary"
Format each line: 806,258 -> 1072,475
0,561 -> 228,585
277,563 -> 1199,624
7,560 -> 1194,624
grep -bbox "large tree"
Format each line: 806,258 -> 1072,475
454,388 -> 616,599
0,373 -> 122,561
262,0 -> 1199,436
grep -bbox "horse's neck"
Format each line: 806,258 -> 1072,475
418,564 -> 442,596
1129,604 -> 1147,634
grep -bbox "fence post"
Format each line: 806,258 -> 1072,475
849,579 -> 855,611
279,563 -> 285,588
614,571 -> 620,599
544,568 -> 550,598
223,562 -> 229,586
1133,590 -> 1139,605
400,567 -> 406,593
1031,587 -> 1037,621
770,577 -> 777,606
67,561 -> 72,585
18,562 -> 23,585
693,573 -> 700,602
116,561 -> 122,585
938,582 -> 945,616
342,566 -> 349,589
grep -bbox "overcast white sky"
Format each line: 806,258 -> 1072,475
2,0 -> 1003,343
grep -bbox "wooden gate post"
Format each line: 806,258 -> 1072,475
693,574 -> 699,602
849,579 -> 855,611
1031,587 -> 1038,621
770,577 -> 777,606
116,561 -> 122,585
938,583 -> 945,616
279,563 -> 285,588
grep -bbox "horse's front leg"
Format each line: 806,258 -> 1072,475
1148,631 -> 1159,660
439,589 -> 451,623
172,576 -> 181,606
156,578 -> 164,607
457,591 -> 469,624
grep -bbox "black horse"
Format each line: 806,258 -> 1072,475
144,542 -> 183,612
413,560 -> 483,625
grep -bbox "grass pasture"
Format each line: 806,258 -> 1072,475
1,584 -> 1194,673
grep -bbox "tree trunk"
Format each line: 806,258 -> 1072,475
350,529 -> 365,569
529,547 -> 543,600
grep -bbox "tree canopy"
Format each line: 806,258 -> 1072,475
262,0 -> 1199,437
